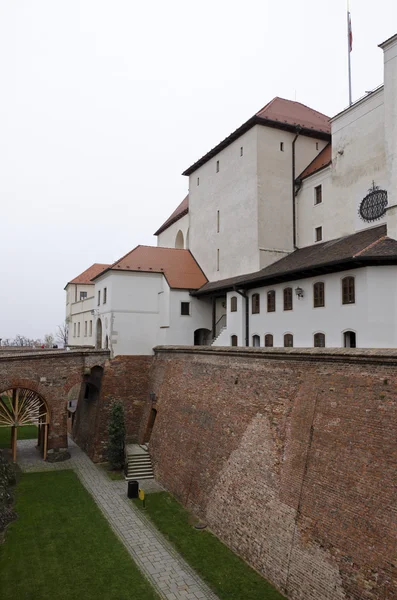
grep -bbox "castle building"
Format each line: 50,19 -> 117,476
66,33 -> 397,354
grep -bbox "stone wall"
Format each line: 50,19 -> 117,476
146,346 -> 397,600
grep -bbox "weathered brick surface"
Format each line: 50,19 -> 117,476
147,347 -> 397,600
73,355 -> 152,462
0,350 -> 109,452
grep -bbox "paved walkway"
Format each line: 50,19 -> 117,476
16,439 -> 219,600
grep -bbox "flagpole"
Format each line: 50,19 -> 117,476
347,3 -> 352,106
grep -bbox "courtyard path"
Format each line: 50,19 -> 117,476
16,439 -> 219,600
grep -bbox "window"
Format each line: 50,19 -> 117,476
217,210 -> 220,233
216,160 -> 219,173
84,321 -> 87,336
89,320 -> 92,336
230,296 -> 237,312
280,142 -> 284,151
316,142 -> 319,151
344,330 -> 356,348
342,276 -> 355,304
283,287 -> 293,311
231,335 -> 238,346
181,302 -> 190,316
284,333 -> 293,347
315,226 -> 322,242
104,288 -> 107,304
197,177 -> 199,186
313,282 -> 325,307
252,335 -> 260,347
315,185 -> 322,205
217,249 -> 219,271
252,293 -> 260,314
97,290 -> 101,306
77,322 -> 80,338
80,291 -> 87,301
314,332 -> 325,347
240,146 -> 243,156
73,323 -> 76,337
267,290 -> 276,312
265,334 -> 273,347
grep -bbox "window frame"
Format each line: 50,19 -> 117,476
264,334 -> 273,347
284,333 -> 293,347
103,288 -> 107,304
230,296 -> 238,312
267,290 -> 276,312
315,226 -> 323,242
314,185 -> 322,205
313,282 -> 325,308
80,291 -> 87,301
181,301 -> 191,316
252,334 -> 260,347
231,335 -> 238,347
252,293 -> 260,314
283,287 -> 293,311
97,290 -> 101,306
342,276 -> 355,305
314,332 -> 326,347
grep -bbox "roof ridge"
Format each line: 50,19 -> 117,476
353,235 -> 387,257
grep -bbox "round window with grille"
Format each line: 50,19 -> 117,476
359,189 -> 388,222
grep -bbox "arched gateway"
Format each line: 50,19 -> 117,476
0,387 -> 50,462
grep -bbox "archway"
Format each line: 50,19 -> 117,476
175,230 -> 184,249
96,318 -> 102,349
194,328 -> 212,346
105,335 -> 109,349
0,387 -> 49,462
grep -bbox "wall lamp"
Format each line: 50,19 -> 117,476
295,287 -> 304,298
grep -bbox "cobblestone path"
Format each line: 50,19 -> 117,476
17,439 -> 219,600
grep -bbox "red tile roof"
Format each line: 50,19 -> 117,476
298,143 -> 332,180
183,97 -> 331,176
256,97 -> 331,133
66,263 -> 110,287
154,195 -> 189,236
92,245 -> 207,290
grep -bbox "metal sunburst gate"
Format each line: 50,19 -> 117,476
0,388 -> 49,461
358,181 -> 388,222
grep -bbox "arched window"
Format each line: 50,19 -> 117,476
252,293 -> 260,314
231,335 -> 238,347
264,334 -> 273,347
342,276 -> 355,304
175,230 -> 184,249
343,330 -> 356,348
314,332 -> 325,347
313,282 -> 325,307
252,335 -> 260,347
230,296 -> 238,312
284,333 -> 293,347
283,288 -> 293,311
267,290 -> 276,312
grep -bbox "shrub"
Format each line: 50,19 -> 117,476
107,402 -> 125,470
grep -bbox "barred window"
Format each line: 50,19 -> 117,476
314,333 -> 325,347
284,333 -> 293,347
283,287 -> 293,311
267,290 -> 276,312
342,276 -> 355,304
313,282 -> 325,307
252,293 -> 260,314
230,296 -> 237,312
264,334 -> 273,347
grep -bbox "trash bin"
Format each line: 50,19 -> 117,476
127,480 -> 139,499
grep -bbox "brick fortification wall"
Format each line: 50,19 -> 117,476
147,346 -> 397,600
74,355 -> 152,462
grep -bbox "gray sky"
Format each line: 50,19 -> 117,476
0,0 -> 396,340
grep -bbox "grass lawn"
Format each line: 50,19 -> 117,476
0,470 -> 159,600
0,425 -> 38,448
99,462 -> 125,481
133,492 -> 285,600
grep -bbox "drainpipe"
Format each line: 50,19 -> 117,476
234,288 -> 249,347
292,127 -> 302,249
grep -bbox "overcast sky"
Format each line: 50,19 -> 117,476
0,0 -> 396,341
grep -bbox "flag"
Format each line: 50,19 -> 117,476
348,11 -> 353,52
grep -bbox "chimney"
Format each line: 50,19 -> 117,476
380,34 -> 397,239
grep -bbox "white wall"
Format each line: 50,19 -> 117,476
382,36 -> 397,238
257,127 -> 327,265
213,266 -> 397,348
65,282 -> 95,346
188,126 -> 260,281
157,213 -> 190,249
161,290 -> 212,346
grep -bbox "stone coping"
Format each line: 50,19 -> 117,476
0,349 -> 110,362
153,345 -> 397,365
